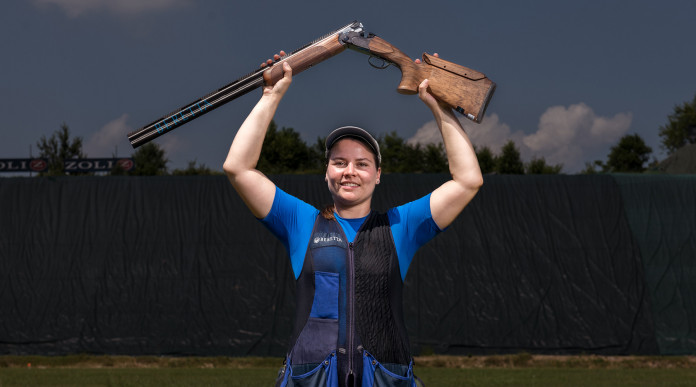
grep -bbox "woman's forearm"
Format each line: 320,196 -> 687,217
223,95 -> 282,176
223,62 -> 292,178
437,106 -> 484,190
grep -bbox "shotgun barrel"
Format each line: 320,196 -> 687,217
127,21 -> 363,148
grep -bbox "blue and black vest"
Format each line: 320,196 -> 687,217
276,212 -> 417,387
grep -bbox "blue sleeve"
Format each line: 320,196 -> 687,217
259,187 -> 319,279
388,193 -> 442,281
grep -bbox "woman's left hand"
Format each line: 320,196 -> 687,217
414,53 -> 448,112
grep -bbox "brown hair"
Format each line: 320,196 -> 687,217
320,204 -> 335,220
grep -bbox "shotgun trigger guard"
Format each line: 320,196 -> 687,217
368,56 -> 390,69
341,31 -> 389,69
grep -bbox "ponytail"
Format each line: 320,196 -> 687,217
320,204 -> 335,220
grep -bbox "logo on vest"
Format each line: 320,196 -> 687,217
311,232 -> 346,248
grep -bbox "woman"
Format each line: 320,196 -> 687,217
223,56 -> 483,386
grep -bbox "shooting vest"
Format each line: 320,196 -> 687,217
276,212 -> 416,387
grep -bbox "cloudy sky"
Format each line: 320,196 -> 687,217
2,0 -> 695,173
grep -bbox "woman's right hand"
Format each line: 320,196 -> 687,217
260,51 -> 293,98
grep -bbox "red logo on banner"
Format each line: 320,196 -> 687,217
117,158 -> 134,171
29,159 -> 48,172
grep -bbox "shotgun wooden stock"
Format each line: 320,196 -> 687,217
361,36 -> 496,123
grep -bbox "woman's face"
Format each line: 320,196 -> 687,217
325,138 -> 381,211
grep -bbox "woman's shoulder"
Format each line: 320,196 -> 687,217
386,193 -> 433,221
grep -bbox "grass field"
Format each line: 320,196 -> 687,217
1,354 -> 695,386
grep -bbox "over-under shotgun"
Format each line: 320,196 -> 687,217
127,21 -> 495,148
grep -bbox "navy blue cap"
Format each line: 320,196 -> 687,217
325,126 -> 381,165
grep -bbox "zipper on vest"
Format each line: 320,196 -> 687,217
347,241 -> 355,380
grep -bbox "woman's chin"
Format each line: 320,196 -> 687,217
335,192 -> 362,205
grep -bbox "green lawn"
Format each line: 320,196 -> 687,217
1,355 -> 696,386
0,368 -> 276,386
418,368 -> 696,386
2,368 -> 696,386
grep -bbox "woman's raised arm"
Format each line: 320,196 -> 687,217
223,61 -> 292,218
418,78 -> 484,230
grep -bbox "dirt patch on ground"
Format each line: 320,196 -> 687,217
413,354 -> 696,369
0,355 -> 281,369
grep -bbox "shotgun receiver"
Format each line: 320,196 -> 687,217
127,21 -> 495,148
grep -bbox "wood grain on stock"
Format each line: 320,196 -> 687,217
367,36 -> 494,120
263,35 -> 347,86
422,53 -> 486,81
422,53 -> 494,121
262,33 -> 495,122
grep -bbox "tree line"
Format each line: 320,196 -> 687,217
30,94 -> 696,176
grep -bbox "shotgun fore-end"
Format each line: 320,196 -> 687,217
262,35 -> 347,86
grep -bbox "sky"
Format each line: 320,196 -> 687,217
1,0 -> 695,174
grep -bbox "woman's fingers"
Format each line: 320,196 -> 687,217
260,50 -> 287,68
